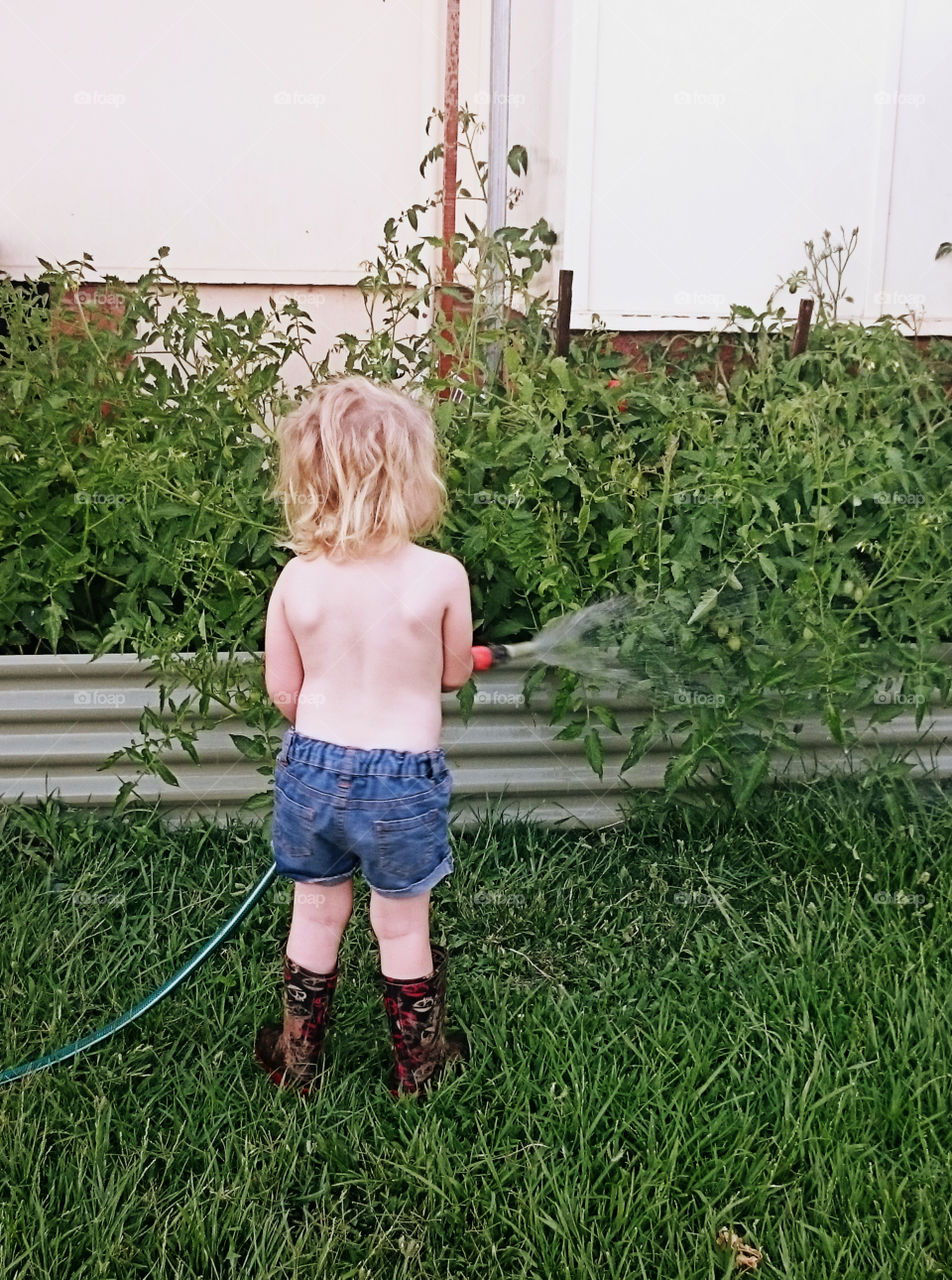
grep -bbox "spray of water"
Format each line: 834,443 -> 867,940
504,574 -> 764,700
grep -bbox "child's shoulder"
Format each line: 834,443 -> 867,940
412,545 -> 469,581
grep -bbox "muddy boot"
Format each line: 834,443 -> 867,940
381,943 -> 469,1098
254,953 -> 338,1096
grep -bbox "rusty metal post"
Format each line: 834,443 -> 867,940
790,297 -> 814,357
555,269 -> 574,356
436,0 -> 461,386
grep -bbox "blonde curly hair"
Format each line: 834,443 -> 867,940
268,375 -> 447,560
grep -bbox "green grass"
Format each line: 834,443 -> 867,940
1,778 -> 951,1278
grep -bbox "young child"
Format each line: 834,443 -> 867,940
253,374 -> 474,1099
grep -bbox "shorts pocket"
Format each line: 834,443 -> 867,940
373,807 -> 445,878
272,784 -> 317,861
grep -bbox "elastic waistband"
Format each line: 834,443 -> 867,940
283,728 -> 446,778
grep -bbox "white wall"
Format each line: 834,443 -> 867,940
560,0 -> 952,334
0,0 -> 447,283
2,0 -> 949,363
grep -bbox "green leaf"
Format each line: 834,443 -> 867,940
507,144 -> 528,176
823,700 -> 844,744
583,726 -> 604,778
456,679 -> 475,725
592,703 -> 621,735
757,552 -> 779,585
621,720 -> 658,774
230,733 -> 264,760
731,748 -> 771,807
152,759 -> 180,787
687,587 -> 720,626
242,789 -> 276,812
662,746 -> 701,798
521,664 -> 549,708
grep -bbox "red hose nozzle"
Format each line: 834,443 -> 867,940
471,644 -> 510,671
471,645 -> 494,671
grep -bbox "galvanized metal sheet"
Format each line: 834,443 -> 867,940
1,653 -> 950,827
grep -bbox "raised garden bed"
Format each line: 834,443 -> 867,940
3,651 -> 950,827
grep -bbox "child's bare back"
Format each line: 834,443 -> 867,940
267,540 -> 473,753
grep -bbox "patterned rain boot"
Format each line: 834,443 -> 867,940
381,943 -> 469,1098
253,953 -> 338,1096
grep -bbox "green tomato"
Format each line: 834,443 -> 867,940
727,635 -> 742,652
58,463 -> 72,478
852,586 -> 865,602
802,626 -> 814,641
715,623 -> 730,639
842,579 -> 855,597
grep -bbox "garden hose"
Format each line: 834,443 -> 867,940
1,644 -> 506,1086
0,863 -> 278,1087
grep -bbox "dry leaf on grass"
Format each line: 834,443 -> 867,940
715,1226 -> 763,1270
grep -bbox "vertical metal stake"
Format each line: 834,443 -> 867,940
790,297 -> 814,357
555,269 -> 574,356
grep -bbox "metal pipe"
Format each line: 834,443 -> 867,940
487,0 -> 512,239
486,0 -> 512,375
437,0 -> 461,386
440,0 -> 461,289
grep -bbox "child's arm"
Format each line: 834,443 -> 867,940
440,557 -> 475,693
264,566 -> 304,723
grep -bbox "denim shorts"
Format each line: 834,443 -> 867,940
269,728 -> 454,898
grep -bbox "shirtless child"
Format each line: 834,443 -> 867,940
253,375 -> 473,1099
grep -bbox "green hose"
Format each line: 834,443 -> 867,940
0,863 -> 278,1087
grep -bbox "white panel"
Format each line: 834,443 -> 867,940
562,0 -> 950,331
0,0 -> 444,283
878,0 -> 952,330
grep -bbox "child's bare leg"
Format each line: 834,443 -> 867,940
286,879 -> 353,972
369,889 -> 432,979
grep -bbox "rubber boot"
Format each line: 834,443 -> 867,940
381,943 -> 469,1097
253,953 -> 338,1096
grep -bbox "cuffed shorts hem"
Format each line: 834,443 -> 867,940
278,870 -> 356,887
365,852 -> 454,899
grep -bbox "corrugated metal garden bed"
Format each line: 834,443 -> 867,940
2,651 -> 951,827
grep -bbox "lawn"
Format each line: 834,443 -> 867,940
1,777 -> 950,1278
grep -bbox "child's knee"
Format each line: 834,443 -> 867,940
369,888 -> 429,940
